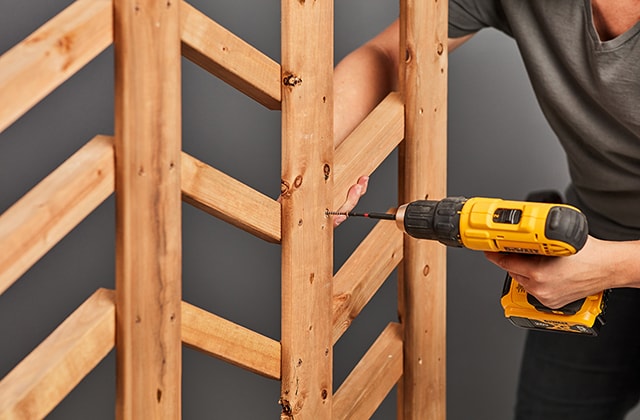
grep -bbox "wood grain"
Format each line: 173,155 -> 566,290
0,135 -> 114,297
0,289 -> 115,419
181,152 -> 281,243
0,0 -> 112,133
113,0 -> 182,417
398,0 -> 448,417
279,0 -> 334,418
333,323 -> 403,420
180,1 -> 281,110
332,220 -> 403,344
333,92 -> 404,210
182,301 -> 281,380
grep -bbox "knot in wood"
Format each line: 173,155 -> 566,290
323,164 -> 330,180
423,264 -> 430,277
283,74 -> 302,87
405,47 -> 412,63
437,42 -> 444,55
280,180 -> 291,198
279,398 -> 292,416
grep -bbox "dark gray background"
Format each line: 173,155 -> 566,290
1,1 -> 637,419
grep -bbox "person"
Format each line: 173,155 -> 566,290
331,1 -> 640,418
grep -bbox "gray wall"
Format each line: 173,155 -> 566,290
1,1 -> 638,419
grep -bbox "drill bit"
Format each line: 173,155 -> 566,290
325,210 -> 396,220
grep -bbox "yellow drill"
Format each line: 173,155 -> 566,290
330,196 -> 607,335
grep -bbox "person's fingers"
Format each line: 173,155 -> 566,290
483,251 -> 509,269
333,176 -> 369,227
337,176 -> 369,212
484,251 -> 534,276
355,175 -> 369,196
333,182 -> 363,227
333,214 -> 347,227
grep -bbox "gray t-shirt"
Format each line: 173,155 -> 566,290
448,0 -> 640,240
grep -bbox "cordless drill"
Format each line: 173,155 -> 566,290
330,196 -> 607,335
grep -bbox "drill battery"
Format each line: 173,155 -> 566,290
501,273 -> 607,335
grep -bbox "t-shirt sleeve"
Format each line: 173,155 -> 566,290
449,0 -> 511,38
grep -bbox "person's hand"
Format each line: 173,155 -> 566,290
331,176 -> 369,228
484,236 -> 623,309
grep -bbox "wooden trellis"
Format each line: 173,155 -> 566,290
0,0 -> 447,418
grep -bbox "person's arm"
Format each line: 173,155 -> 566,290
334,19 -> 473,147
333,21 -> 400,147
332,19 -> 474,226
485,236 -> 640,308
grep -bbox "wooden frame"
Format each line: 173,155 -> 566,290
0,0 -> 447,418
399,0 -> 448,418
113,0 -> 182,417
279,0 -> 335,418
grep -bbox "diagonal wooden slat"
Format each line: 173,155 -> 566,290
333,323 -> 403,420
182,301 -> 281,380
332,220 -> 403,344
0,135 -> 114,297
180,1 -> 281,110
181,152 -> 281,243
332,92 -> 404,210
0,0 -> 112,133
0,288 -> 116,419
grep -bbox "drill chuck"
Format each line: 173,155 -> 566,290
395,197 -> 467,247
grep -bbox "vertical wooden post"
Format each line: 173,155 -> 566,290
113,0 -> 182,418
398,0 -> 448,418
279,0 -> 334,418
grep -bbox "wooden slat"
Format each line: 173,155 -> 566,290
0,135 -> 114,297
0,288 -> 115,419
113,0 -> 182,417
180,1 -> 281,110
182,301 -> 281,380
333,323 -> 403,420
181,152 -> 281,243
398,0 -> 448,417
332,220 -> 403,344
280,0 -> 334,418
0,0 -> 112,133
333,92 -> 404,210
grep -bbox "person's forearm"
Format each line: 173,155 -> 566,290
333,20 -> 474,147
333,21 -> 400,147
333,46 -> 396,146
606,239 -> 640,289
